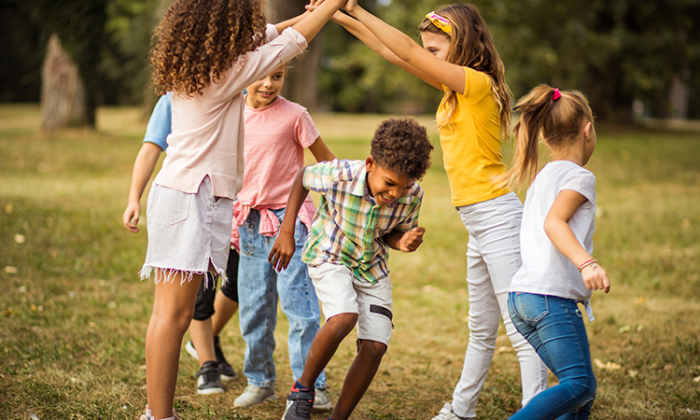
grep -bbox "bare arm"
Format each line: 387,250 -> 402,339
268,167 -> 311,271
383,227 -> 426,252
123,142 -> 163,233
308,137 -> 335,162
344,2 -> 466,94
544,189 -> 610,293
331,11 -> 441,89
275,11 -> 311,33
291,0 -> 346,43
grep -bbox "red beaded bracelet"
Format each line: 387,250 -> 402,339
577,259 -> 598,272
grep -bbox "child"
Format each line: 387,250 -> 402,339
503,85 -> 610,420
231,63 -> 336,410
269,118 -> 434,420
328,3 -> 548,419
123,92 -> 240,396
123,92 -> 238,394
134,0 -> 347,418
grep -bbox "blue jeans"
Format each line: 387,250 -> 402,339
508,293 -> 596,420
238,208 -> 326,389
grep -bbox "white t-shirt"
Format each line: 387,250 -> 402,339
510,160 -> 596,307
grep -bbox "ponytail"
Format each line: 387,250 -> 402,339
498,84 -> 593,189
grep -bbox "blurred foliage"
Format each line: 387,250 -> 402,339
1,0 -> 699,119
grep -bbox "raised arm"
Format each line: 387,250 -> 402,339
344,1 -> 466,94
268,167 -> 311,271
331,11 -> 441,90
123,142 -> 163,233
275,11 -> 311,33
291,0 -> 346,43
544,189 -> 610,293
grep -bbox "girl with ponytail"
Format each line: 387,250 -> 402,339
505,85 -> 610,420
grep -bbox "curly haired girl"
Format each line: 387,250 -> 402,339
133,1 -> 347,419
327,2 -> 548,419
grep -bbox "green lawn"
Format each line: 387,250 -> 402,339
1,105 -> 699,419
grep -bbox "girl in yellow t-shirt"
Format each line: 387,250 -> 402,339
330,2 -> 548,419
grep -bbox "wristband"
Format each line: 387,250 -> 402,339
577,259 -> 598,272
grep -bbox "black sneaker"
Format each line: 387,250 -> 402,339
196,360 -> 224,394
213,336 -> 237,380
283,385 -> 315,420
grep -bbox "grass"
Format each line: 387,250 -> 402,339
1,104 -> 699,419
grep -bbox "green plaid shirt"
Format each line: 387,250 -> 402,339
301,159 -> 423,284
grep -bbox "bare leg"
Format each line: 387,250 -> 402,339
331,340 -> 387,420
298,313 -> 358,389
145,271 -> 203,420
212,290 -> 239,337
189,318 -> 216,366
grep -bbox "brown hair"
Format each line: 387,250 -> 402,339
151,0 -> 267,96
371,118 -> 434,180
500,84 -> 594,189
419,4 -> 511,140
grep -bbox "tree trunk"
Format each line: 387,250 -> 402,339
266,0 -> 324,112
668,69 -> 690,119
41,33 -> 89,130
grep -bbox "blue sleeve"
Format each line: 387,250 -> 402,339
143,92 -> 172,151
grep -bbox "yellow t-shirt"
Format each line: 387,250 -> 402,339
437,67 -> 511,207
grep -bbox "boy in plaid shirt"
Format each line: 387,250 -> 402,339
269,118 -> 434,420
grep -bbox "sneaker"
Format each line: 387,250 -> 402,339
213,336 -> 237,380
312,388 -> 333,412
283,386 -> 315,420
196,360 -> 224,394
431,403 -> 472,420
140,407 -> 181,420
234,384 -> 277,407
185,340 -> 199,361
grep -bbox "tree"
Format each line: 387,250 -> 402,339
38,0 -> 108,129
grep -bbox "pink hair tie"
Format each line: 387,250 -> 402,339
552,88 -> 561,101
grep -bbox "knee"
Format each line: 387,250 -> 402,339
357,339 -> 387,362
326,313 -> 358,338
568,375 -> 597,407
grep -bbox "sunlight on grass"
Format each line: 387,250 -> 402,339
1,106 -> 699,419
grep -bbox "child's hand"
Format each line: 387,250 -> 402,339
397,227 -> 425,252
581,263 -> 610,293
123,202 -> 141,233
269,232 -> 296,272
343,0 -> 358,13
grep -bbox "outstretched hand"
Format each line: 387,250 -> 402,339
268,231 -> 296,272
581,262 -> 611,293
397,227 -> 425,252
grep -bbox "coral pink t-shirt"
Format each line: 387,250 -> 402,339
236,96 -> 319,208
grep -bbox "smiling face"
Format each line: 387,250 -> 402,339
365,156 -> 416,207
245,64 -> 287,109
420,31 -> 451,62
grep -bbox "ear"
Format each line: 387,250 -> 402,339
582,121 -> 592,139
365,156 -> 375,172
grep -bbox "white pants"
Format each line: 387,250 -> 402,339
451,192 -> 547,418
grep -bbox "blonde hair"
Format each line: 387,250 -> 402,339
500,84 -> 594,189
419,4 -> 511,140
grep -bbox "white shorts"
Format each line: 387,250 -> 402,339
308,263 -> 393,345
140,176 -> 233,284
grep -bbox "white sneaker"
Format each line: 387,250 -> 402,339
185,340 -> 198,361
431,403 -> 472,420
312,388 -> 333,412
234,384 -> 278,407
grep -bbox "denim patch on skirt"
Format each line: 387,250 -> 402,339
139,176 -> 233,284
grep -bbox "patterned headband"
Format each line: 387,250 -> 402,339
426,11 -> 452,36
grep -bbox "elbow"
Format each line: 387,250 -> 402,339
543,217 -> 558,241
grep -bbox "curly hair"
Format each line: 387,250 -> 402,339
371,118 -> 434,180
151,0 -> 267,96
